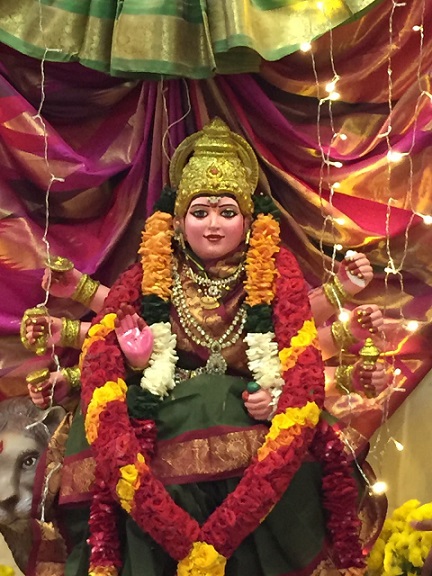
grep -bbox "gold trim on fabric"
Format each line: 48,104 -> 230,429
59,455 -> 95,500
151,427 -> 267,482
208,0 -> 375,59
33,520 -> 67,576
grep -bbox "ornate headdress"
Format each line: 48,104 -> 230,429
170,118 -> 259,217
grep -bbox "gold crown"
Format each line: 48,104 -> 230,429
170,118 -> 259,217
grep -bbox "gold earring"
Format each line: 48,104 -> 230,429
174,228 -> 186,251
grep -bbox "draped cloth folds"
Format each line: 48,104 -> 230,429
1,0 -> 432,443
0,0 -> 382,78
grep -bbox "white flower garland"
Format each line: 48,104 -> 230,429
244,332 -> 284,390
140,322 -> 178,397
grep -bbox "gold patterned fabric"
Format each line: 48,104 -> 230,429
0,0 -> 382,78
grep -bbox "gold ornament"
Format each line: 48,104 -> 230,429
20,306 -> 49,355
45,255 -> 74,272
61,365 -> 81,390
26,368 -> 50,390
59,318 -> 81,349
170,118 -> 259,218
71,274 -> 100,308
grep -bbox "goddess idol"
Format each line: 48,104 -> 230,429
51,119 -> 367,575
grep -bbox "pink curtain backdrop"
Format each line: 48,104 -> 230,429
0,0 -> 431,440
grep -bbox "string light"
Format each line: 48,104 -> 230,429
391,438 -> 404,451
332,181 -> 341,189
406,320 -> 419,332
334,217 -> 345,225
421,214 -> 432,224
386,150 -> 407,162
338,310 -> 350,322
338,133 -> 347,141
371,481 -> 388,495
412,25 -> 422,32
300,42 -> 312,52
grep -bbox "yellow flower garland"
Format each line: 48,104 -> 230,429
244,213 -> 280,306
85,378 -> 127,443
80,313 -> 117,368
257,402 -> 321,461
279,319 -> 319,372
177,542 -> 227,576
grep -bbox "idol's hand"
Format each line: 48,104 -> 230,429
42,267 -> 82,299
27,371 -> 70,409
24,314 -> 63,348
351,360 -> 388,398
242,388 -> 273,421
338,251 -> 373,296
115,304 -> 154,369
348,305 -> 384,342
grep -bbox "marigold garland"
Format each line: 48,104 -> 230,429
81,194 -> 363,574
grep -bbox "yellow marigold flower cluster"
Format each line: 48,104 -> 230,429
139,211 -> 173,300
177,542 -> 227,576
116,453 -> 147,513
257,402 -> 320,461
89,567 -> 118,576
79,313 -> 117,368
368,499 -> 432,576
244,213 -> 280,306
85,378 -> 127,444
279,319 -> 319,371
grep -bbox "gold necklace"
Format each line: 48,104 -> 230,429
172,268 -> 246,374
185,262 -> 245,310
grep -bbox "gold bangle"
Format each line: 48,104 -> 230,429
61,366 -> 81,390
335,364 -> 354,394
323,281 -> 341,308
333,276 -> 351,304
331,320 -> 357,351
71,274 -> 100,307
60,318 -> 81,349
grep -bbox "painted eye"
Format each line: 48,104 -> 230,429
221,209 -> 238,218
21,454 -> 38,470
191,209 -> 208,218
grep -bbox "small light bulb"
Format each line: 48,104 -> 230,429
317,1 -> 324,10
325,81 -> 336,93
338,310 -> 350,323
329,91 -> 341,101
406,320 -> 419,332
334,217 -> 345,225
334,161 -> 343,168
422,214 -> 432,225
339,133 -> 347,141
371,481 -> 388,495
412,25 -> 422,32
332,181 -> 341,189
384,266 -> 397,274
393,439 -> 404,452
300,42 -> 312,52
387,150 -> 405,163
394,368 -> 402,376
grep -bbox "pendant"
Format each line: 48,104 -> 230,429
200,295 -> 220,310
205,343 -> 227,374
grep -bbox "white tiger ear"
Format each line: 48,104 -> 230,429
42,405 -> 66,436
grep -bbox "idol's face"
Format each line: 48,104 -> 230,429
181,196 -> 249,262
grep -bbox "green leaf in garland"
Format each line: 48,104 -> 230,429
126,384 -> 160,420
141,294 -> 170,324
245,303 -> 273,333
253,194 -> 281,221
152,186 -> 177,215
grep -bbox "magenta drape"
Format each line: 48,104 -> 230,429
0,0 -> 431,440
